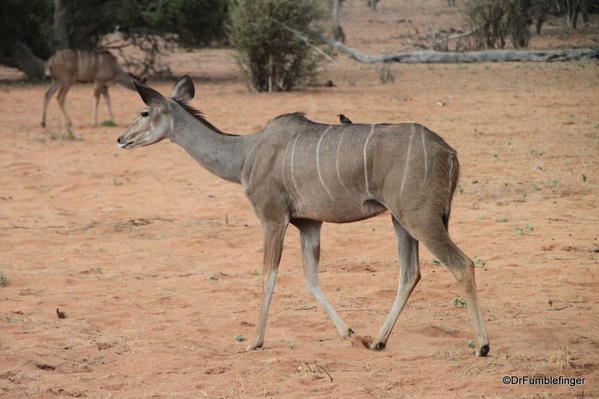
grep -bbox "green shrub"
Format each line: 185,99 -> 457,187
227,0 -> 327,92
100,120 -> 117,127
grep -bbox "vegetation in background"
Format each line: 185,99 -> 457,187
0,0 -> 54,78
0,0 -> 53,58
463,0 -> 532,48
378,62 -> 396,84
463,0 -> 597,49
1,0 -> 597,80
227,0 -> 328,92
0,0 -> 228,78
71,0 -> 228,75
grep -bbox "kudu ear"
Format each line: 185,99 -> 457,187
134,81 -> 169,110
172,75 -> 195,102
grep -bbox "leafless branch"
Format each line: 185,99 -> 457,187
270,19 -> 337,63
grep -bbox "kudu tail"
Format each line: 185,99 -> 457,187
44,56 -> 54,79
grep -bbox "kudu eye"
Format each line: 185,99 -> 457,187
141,111 -> 149,117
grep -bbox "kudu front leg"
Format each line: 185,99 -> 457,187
371,217 -> 421,351
247,221 -> 288,351
56,84 -> 73,128
293,219 -> 354,339
92,84 -> 103,126
101,86 -> 116,122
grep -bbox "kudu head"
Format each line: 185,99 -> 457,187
117,75 -> 195,149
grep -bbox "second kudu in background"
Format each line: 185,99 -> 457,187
42,49 -> 145,128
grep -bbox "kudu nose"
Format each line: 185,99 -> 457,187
117,136 -> 123,144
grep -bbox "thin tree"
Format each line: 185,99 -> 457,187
331,0 -> 346,43
53,0 -> 71,50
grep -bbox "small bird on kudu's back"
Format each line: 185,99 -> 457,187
337,113 -> 352,124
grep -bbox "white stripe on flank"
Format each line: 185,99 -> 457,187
363,124 -> 376,197
280,139 -> 289,189
241,140 -> 261,186
448,155 -> 454,195
335,130 -> 349,190
420,128 -> 428,181
400,126 -> 415,195
316,126 -> 334,199
290,133 -> 302,198
246,141 -> 260,166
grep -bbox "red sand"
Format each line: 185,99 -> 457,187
1,2 -> 598,398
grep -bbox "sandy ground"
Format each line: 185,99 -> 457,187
1,1 -> 599,398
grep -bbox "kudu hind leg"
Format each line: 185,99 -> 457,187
417,221 -> 490,357
371,217 -> 421,351
247,221 -> 287,351
56,84 -> 73,128
42,81 -> 60,127
294,219 -> 354,339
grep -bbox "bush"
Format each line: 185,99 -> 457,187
227,0 -> 327,92
463,0 -> 531,49
0,0 -> 229,78
64,0 -> 228,49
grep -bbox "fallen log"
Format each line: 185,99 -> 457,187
274,20 -> 599,64
316,30 -> 599,63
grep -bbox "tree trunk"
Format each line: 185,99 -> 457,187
54,0 -> 71,49
10,41 -> 46,79
331,0 -> 346,43
332,0 -> 340,29
566,0 -> 581,29
367,0 -> 381,12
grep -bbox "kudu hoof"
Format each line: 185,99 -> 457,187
478,344 -> 490,357
371,342 -> 386,351
246,341 -> 264,352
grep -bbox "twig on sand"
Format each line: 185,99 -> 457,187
547,305 -> 572,311
315,364 -> 334,383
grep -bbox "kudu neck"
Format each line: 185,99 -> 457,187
169,106 -> 245,184
115,67 -> 137,90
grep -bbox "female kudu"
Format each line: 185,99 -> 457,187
117,76 -> 490,356
42,49 -> 145,127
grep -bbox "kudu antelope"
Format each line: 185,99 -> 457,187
42,49 -> 144,127
117,76 -> 490,356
